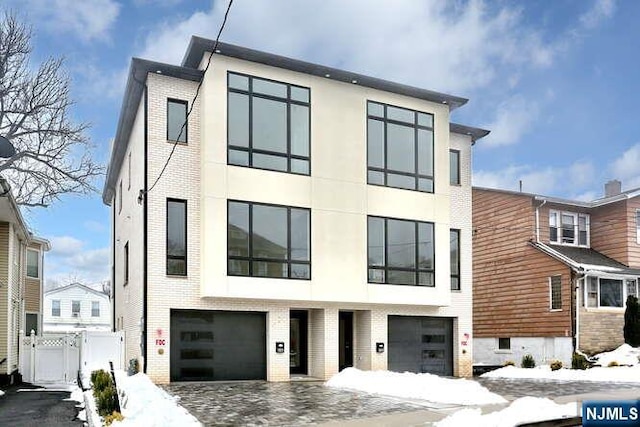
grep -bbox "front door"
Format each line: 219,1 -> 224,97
339,311 -> 353,371
290,310 -> 308,375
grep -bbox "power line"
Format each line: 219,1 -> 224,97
144,0 -> 234,196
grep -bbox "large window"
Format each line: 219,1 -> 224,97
167,99 -> 188,143
91,301 -> 100,317
550,275 -> 562,310
449,150 -> 460,185
228,201 -> 310,279
450,229 -> 460,290
72,300 -> 80,317
367,216 -> 434,286
26,249 -> 39,278
227,72 -> 310,175
585,277 -> 639,308
367,101 -> 434,192
167,199 -> 187,276
52,300 -> 60,317
549,210 -> 589,246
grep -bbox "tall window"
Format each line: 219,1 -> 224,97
124,241 -> 129,284
228,72 -> 310,175
118,180 -> 123,214
52,300 -> 60,317
167,99 -> 188,143
550,275 -> 562,310
26,249 -> 39,278
450,229 -> 460,290
167,199 -> 187,276
636,209 -> 640,244
549,210 -> 589,246
585,277 -> 639,308
367,216 -> 434,286
449,150 -> 460,185
72,300 -> 81,317
127,152 -> 132,190
367,101 -> 434,192
228,201 -> 311,279
91,301 -> 100,317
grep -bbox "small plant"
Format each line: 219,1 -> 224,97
503,360 -> 515,367
104,411 -> 124,426
521,354 -> 536,368
572,352 -> 590,370
96,384 -> 118,417
608,361 -> 619,367
91,369 -> 112,393
550,360 -> 563,371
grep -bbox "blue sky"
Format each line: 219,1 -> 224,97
6,0 -> 639,286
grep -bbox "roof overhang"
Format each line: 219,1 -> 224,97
0,177 -> 28,241
449,123 -> 490,144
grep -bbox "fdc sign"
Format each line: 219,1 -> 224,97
583,400 -> 640,426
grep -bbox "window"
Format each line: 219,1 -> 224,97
128,152 -> 132,190
227,72 -> 310,175
25,313 -> 38,336
636,210 -> 640,244
498,338 -> 511,350
367,216 -> 434,286
367,101 -> 434,192
124,241 -> 129,284
91,301 -> 100,317
228,201 -> 310,279
52,300 -> 60,317
72,300 -> 80,317
118,180 -> 123,214
549,210 -> 589,246
26,249 -> 39,278
167,99 -> 188,143
167,199 -> 187,276
550,275 -> 562,310
449,150 -> 460,185
584,277 -> 639,308
450,229 -> 460,290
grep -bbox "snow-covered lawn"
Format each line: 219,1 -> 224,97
435,397 -> 578,427
0,390 -> 4,396
326,367 -> 507,405
482,344 -> 640,382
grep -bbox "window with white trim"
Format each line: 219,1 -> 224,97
549,210 -> 589,247
636,209 -> 640,244
550,275 -> 562,310
584,277 -> 639,308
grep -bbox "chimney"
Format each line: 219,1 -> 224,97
604,179 -> 622,197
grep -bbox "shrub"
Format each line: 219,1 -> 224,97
503,360 -> 515,367
550,360 -> 563,371
95,385 -> 118,417
608,361 -> 619,367
572,352 -> 590,370
104,411 -> 124,426
128,358 -> 140,376
521,354 -> 536,368
624,295 -> 640,347
91,369 -> 112,393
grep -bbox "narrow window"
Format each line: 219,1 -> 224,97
549,211 -> 558,243
586,276 -> 598,307
167,99 -> 188,143
627,279 -> 638,299
561,213 -> 575,244
124,241 -> 129,284
449,150 -> 460,185
498,338 -> 511,350
127,152 -> 132,190
25,313 -> 38,336
118,180 -> 123,214
450,229 -> 460,290
26,249 -> 39,278
72,300 -> 81,317
91,301 -> 100,317
52,300 -> 60,317
636,210 -> 640,244
578,214 -> 588,246
167,199 -> 187,276
550,275 -> 562,310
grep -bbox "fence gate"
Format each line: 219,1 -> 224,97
20,332 -> 81,384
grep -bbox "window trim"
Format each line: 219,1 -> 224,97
449,149 -> 461,186
167,98 -> 189,143
124,241 -> 129,285
51,299 -> 60,317
91,301 -> 100,317
549,275 -> 562,311
227,200 -> 312,280
549,209 -> 590,247
497,337 -> 511,351
26,248 -> 39,279
227,71 -> 311,176
71,300 -> 81,317
584,276 -> 639,309
450,229 -> 460,291
367,215 -> 435,287
366,100 -> 435,193
166,198 -> 188,276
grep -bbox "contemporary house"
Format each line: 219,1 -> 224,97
43,282 -> 111,332
103,37 -> 489,383
473,180 -> 640,368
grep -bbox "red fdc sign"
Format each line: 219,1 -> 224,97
155,339 -> 166,346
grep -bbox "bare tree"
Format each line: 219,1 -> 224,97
0,12 -> 102,207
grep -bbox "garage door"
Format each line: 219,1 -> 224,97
388,316 -> 453,376
170,310 -> 266,381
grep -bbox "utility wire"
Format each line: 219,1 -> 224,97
145,0 -> 234,196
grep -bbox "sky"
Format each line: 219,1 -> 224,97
4,0 -> 640,286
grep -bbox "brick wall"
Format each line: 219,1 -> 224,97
579,307 -> 625,354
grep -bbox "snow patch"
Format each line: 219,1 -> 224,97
0,390 -> 4,397
326,368 -> 507,405
593,344 -> 640,367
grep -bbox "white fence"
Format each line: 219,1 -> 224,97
20,330 -> 124,385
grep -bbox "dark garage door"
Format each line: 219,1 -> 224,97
388,316 -> 453,376
170,310 -> 266,381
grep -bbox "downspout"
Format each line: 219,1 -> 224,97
142,84 -> 149,374
535,200 -> 546,242
112,200 -> 116,332
574,272 -> 584,352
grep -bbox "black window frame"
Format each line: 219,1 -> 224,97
124,241 -> 129,285
450,229 -> 460,290
227,71 -> 311,176
449,149 -> 460,185
498,337 -> 511,350
367,215 -> 435,287
366,100 -> 434,193
227,200 -> 311,280
167,98 -> 188,143
166,198 -> 188,276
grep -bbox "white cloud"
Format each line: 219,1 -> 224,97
49,235 -> 84,256
580,0 -> 616,29
481,96 -> 538,147
46,236 -> 109,287
610,143 -> 640,189
27,0 -> 120,42
84,220 -> 108,233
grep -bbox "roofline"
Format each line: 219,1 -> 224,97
182,37 -> 469,110
102,58 -> 204,204
0,176 -> 29,240
449,123 -> 490,144
529,241 -> 581,271
44,282 -> 109,297
472,186 -> 537,199
29,235 -> 51,251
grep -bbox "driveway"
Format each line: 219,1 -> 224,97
0,383 -> 83,427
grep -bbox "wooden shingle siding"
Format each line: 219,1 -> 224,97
626,198 -> 640,268
473,189 -> 573,338
591,200 -> 629,265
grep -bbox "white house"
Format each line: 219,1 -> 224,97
102,38 -> 489,383
43,283 -> 111,332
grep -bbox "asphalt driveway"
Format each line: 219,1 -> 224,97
0,383 -> 83,427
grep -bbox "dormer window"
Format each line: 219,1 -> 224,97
549,210 -> 589,247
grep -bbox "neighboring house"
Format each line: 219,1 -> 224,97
103,38 -> 488,383
473,180 -> 640,368
43,283 -> 111,332
24,237 -> 51,336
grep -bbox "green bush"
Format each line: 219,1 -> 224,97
91,369 -> 112,393
550,360 -> 563,371
95,385 -> 118,417
503,360 -> 515,367
521,354 -> 536,368
572,352 -> 590,370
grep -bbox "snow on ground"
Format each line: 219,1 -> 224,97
0,390 -> 4,397
592,344 -> 640,367
326,368 -> 507,405
435,397 -> 578,427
